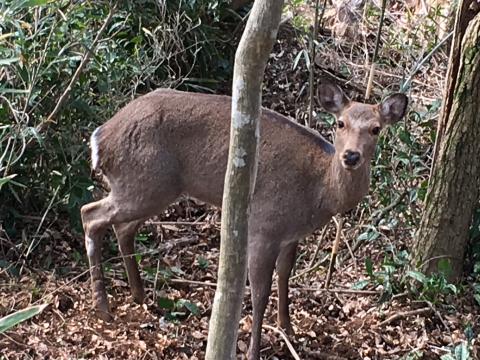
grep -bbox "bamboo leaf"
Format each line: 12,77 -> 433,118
15,0 -> 55,8
0,57 -> 20,66
0,304 -> 48,333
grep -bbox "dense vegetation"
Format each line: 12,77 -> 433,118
1,0 -> 239,236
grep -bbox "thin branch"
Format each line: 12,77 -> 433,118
147,220 -> 220,226
401,31 -> 453,93
308,0 -> 325,127
309,225 -> 329,268
370,190 -> 408,224
417,300 -> 450,332
376,307 -> 431,328
156,277 -> 382,297
292,287 -> 380,295
325,215 -> 343,289
365,0 -> 388,99
38,6 -> 115,132
262,325 -> 301,360
289,253 -> 329,281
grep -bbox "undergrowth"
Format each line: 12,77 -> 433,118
0,0 -> 240,245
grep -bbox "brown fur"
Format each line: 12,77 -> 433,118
81,83 -> 408,360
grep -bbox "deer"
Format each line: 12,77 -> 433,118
80,80 -> 408,360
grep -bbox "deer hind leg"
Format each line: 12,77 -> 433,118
113,220 -> 145,304
81,196 -> 118,321
247,239 -> 279,360
81,189 -> 179,321
276,241 -> 298,335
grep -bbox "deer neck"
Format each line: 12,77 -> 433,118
326,154 -> 371,214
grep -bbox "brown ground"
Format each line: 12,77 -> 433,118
2,207 -> 479,359
2,2 -> 480,359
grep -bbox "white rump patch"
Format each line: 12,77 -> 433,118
86,236 -> 95,257
90,127 -> 100,170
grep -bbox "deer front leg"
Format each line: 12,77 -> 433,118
113,221 -> 145,304
247,239 -> 279,360
276,241 -> 298,335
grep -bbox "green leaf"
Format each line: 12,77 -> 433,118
438,259 -> 452,277
352,279 -> 369,290
357,230 -> 380,242
177,300 -> 199,316
0,88 -> 29,94
0,57 -> 20,66
25,127 -> 43,146
157,297 -> 175,310
406,270 -> 427,284
15,0 -> 55,8
454,342 -> 469,360
440,355 -> 455,360
445,283 -> 457,295
474,293 -> 480,307
170,266 -> 185,275
365,257 -> 374,277
197,256 -> 209,269
0,175 -> 17,191
0,304 -> 48,333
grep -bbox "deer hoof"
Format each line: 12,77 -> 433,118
279,321 -> 295,336
95,308 -> 114,322
131,288 -> 145,305
93,298 -> 113,322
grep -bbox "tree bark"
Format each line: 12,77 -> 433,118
413,1 -> 480,280
204,1 -> 284,359
231,0 -> 253,10
430,0 -> 479,174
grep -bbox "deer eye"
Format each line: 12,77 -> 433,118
372,126 -> 381,135
337,120 -> 345,129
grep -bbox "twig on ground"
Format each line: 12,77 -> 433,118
308,225 -> 329,268
341,191 -> 408,263
370,190 -> 408,225
153,258 -> 162,302
262,325 -> 300,360
37,268 -> 90,304
306,350 -> 348,360
325,215 -> 343,289
392,291 -> 409,300
160,277 -> 381,297
294,287 -> 379,295
343,227 -> 357,271
168,278 -> 217,287
290,254 -> 329,281
416,300 -> 450,332
376,307 -> 431,328
147,220 -> 220,226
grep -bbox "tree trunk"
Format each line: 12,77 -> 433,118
413,0 -> 480,280
204,1 -> 284,359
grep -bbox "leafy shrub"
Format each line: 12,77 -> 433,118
0,0 -> 239,244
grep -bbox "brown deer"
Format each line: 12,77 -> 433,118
80,81 -> 407,360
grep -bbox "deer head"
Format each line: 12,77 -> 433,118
318,81 -> 408,171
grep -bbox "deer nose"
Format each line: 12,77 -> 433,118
344,150 -> 361,166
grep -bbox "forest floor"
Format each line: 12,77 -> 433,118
2,3 -> 480,360
2,204 -> 480,359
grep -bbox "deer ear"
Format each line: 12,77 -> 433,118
380,93 -> 408,124
317,80 -> 349,114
